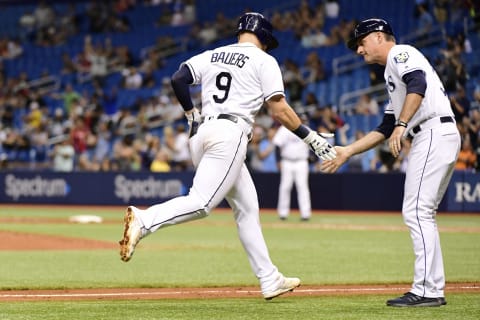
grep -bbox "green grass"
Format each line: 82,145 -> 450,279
1,294 -> 479,320
0,205 -> 479,319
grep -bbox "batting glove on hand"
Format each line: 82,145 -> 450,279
185,108 -> 201,138
303,131 -> 337,161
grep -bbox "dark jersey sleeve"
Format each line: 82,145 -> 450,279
171,65 -> 195,112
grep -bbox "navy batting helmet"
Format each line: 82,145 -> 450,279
347,18 -> 394,51
236,12 -> 279,50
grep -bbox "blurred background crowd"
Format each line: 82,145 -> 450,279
0,0 -> 478,173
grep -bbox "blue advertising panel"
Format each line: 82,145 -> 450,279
0,172 -> 193,206
446,171 -> 480,212
0,171 -> 477,212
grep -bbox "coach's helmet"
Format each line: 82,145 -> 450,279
236,12 -> 279,50
347,18 -> 394,51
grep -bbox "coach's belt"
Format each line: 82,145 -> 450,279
204,114 -> 252,140
407,116 -> 454,140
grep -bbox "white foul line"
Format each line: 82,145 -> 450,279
0,286 -> 478,299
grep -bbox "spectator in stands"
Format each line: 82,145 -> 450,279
24,100 -> 44,131
48,108 -> 70,138
415,4 -> 434,38
354,93 -> 379,115
88,44 -> 109,86
270,10 -> 291,32
303,92 -> 321,121
142,69 -> 156,90
455,137 -> 477,171
255,104 -> 275,130
0,38 -> 23,59
0,105 -> 15,129
171,4 -> 187,26
316,104 -> 344,136
329,18 -> 357,46
150,147 -> 171,172
51,136 -> 75,172
30,122 -> 49,168
159,95 -> 184,123
183,0 -> 196,23
450,85 -> 470,122
122,66 -> 143,89
166,124 -> 192,171
246,125 -> 266,172
213,12 -> 235,39
33,0 -> 56,45
325,0 -> 340,19
258,125 -> 279,173
282,59 -> 305,109
198,21 -> 218,46
302,51 -> 326,83
70,116 -> 91,156
139,133 -> 162,170
55,83 -> 81,115
113,107 -> 138,136
113,134 -> 141,171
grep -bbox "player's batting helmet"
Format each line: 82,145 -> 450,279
347,18 -> 394,51
236,12 -> 279,51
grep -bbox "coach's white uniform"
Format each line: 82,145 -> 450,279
136,42 -> 287,292
273,126 -> 311,220
385,44 -> 460,298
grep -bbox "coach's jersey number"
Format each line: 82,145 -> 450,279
213,72 -> 232,103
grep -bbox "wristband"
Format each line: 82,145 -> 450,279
292,124 -> 311,139
395,120 -> 408,128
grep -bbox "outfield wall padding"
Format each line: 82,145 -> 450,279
0,171 -> 478,212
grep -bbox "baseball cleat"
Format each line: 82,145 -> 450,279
386,292 -> 447,307
119,206 -> 145,262
262,276 -> 301,300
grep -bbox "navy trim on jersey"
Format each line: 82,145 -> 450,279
171,65 -> 194,112
374,113 -> 395,138
403,70 -> 427,97
265,90 -> 285,101
414,129 -> 434,297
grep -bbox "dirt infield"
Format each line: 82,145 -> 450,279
0,230 -> 116,250
0,283 -> 478,301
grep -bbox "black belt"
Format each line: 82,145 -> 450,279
217,113 -> 239,123
407,116 -> 453,140
205,114 -> 252,140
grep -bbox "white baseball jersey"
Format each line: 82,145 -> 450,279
383,43 -> 461,298
383,44 -> 454,133
273,126 -> 311,220
134,41 -> 291,294
273,126 -> 310,161
183,42 -> 285,123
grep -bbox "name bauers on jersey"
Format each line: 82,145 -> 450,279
211,52 -> 249,68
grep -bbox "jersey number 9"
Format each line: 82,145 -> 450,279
213,72 -> 232,103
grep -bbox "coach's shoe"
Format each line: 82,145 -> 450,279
119,206 -> 146,262
262,274 -> 301,300
386,292 -> 447,307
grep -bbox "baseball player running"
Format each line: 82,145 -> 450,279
321,18 -> 460,307
119,12 -> 336,300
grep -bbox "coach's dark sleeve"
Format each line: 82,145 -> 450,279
402,70 -> 427,96
171,65 -> 195,112
374,113 -> 395,138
